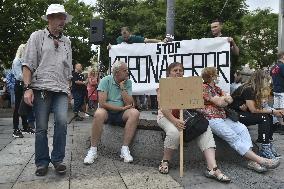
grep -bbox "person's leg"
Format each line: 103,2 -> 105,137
209,118 -> 251,155
238,111 -> 271,143
84,108 -> 108,164
157,116 -> 180,174
197,127 -> 217,170
12,83 -> 24,137
90,108 -> 108,146
72,91 -> 80,114
50,92 -> 68,164
157,117 -> 180,160
121,108 -> 140,146
238,111 -> 277,158
13,84 -> 21,130
33,90 -> 52,168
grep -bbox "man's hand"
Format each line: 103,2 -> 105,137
227,37 -> 235,45
107,43 -> 112,50
121,104 -> 133,111
24,89 -> 34,106
119,80 -> 125,90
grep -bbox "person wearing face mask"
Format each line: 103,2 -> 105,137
200,67 -> 280,173
22,4 -> 73,176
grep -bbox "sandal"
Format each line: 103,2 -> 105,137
159,160 -> 169,174
205,166 -> 231,183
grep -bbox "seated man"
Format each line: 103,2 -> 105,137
84,60 -> 140,164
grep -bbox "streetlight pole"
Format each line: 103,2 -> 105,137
279,0 -> 284,52
166,0 -> 175,42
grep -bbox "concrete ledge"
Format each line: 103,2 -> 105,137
99,111 -> 244,162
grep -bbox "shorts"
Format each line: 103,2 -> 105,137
105,111 -> 125,126
273,92 -> 284,109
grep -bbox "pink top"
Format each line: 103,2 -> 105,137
87,75 -> 98,101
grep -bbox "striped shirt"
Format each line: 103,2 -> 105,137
23,28 -> 73,94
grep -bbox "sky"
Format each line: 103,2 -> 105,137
81,0 -> 279,13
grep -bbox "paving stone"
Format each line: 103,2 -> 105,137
0,164 -> 23,183
114,161 -> 181,189
0,152 -> 33,166
0,182 -> 13,189
13,180 -> 69,189
71,176 -> 126,189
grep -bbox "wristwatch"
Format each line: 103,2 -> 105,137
23,84 -> 32,91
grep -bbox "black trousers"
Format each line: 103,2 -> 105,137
237,111 -> 273,144
13,81 -> 28,130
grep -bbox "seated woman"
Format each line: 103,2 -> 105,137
157,62 -> 230,183
230,70 -> 284,159
200,67 -> 280,173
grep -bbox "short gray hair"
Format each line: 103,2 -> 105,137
112,60 -> 126,74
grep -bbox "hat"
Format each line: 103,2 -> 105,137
41,4 -> 73,23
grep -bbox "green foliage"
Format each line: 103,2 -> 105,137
239,9 -> 278,68
95,0 -> 248,70
0,0 -> 95,72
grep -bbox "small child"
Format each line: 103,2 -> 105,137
85,69 -> 98,116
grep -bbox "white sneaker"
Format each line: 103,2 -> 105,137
84,148 -> 98,165
120,146 -> 133,163
85,113 -> 90,117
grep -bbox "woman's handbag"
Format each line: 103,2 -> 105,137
224,107 -> 239,122
183,109 -> 209,142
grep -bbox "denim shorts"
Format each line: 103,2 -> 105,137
105,111 -> 125,126
273,92 -> 284,109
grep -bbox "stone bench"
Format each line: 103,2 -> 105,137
99,111 -> 260,162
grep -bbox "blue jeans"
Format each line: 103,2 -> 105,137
33,90 -> 68,167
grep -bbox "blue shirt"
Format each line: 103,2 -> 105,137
12,58 -> 23,81
98,75 -> 132,111
5,70 -> 15,91
116,35 -> 144,44
270,61 -> 284,93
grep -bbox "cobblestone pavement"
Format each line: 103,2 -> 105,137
0,109 -> 283,189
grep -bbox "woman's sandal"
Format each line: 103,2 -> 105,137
205,166 -> 231,183
159,160 -> 169,174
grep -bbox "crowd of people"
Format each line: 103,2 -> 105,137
0,3 -> 283,184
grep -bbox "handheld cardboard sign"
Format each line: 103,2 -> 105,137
159,76 -> 204,110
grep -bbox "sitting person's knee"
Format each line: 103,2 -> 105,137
94,108 -> 107,119
128,108 -> 140,118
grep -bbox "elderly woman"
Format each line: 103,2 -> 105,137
200,67 -> 280,173
157,62 -> 230,183
230,70 -> 284,159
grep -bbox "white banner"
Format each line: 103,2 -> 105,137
109,38 -> 231,95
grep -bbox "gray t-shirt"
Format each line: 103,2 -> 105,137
23,28 -> 73,94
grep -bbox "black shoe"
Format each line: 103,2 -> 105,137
35,166 -> 48,176
53,162 -> 67,175
22,127 -> 35,134
12,129 -> 24,138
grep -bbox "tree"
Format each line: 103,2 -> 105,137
239,9 -> 278,68
95,0 -> 248,71
0,0 -> 95,73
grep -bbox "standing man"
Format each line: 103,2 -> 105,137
84,61 -> 140,164
210,19 -> 239,56
22,4 -> 73,176
270,51 -> 284,133
71,63 -> 87,121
